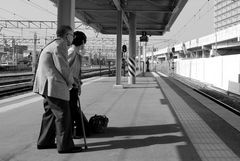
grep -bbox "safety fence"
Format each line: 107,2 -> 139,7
175,54 -> 240,91
155,54 -> 240,95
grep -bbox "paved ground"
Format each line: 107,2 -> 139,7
0,72 -> 239,161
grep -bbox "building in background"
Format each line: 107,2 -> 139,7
214,0 -> 240,31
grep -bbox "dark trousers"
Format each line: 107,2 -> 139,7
69,88 -> 90,136
70,88 -> 80,127
37,96 -> 74,152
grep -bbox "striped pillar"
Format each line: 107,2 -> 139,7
128,57 -> 136,84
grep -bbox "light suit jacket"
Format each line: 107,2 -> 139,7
33,38 -> 74,101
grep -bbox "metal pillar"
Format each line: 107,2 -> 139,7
151,47 -> 154,71
139,44 -> 142,72
57,0 -> 75,29
115,10 -> 122,86
128,13 -> 136,84
32,33 -> 37,73
202,48 -> 205,58
143,42 -> 146,72
12,38 -> 15,65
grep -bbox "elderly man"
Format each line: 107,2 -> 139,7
33,25 -> 82,153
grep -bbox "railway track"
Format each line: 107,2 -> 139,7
0,67 -> 116,98
172,74 -> 240,116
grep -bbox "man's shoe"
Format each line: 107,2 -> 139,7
37,144 -> 57,149
58,146 -> 82,154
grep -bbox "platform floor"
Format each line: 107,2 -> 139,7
0,72 -> 239,161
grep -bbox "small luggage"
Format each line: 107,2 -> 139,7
89,114 -> 109,133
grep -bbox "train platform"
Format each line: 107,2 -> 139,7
0,72 -> 33,77
0,72 -> 240,161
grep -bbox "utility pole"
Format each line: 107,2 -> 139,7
12,38 -> 15,65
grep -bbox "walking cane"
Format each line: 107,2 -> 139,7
77,97 -> 88,150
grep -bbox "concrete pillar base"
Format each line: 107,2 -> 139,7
113,84 -> 124,89
128,77 -> 136,84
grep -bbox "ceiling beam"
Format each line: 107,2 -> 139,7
136,28 -> 165,32
75,11 -> 103,32
75,8 -> 116,12
112,0 -> 130,29
75,7 -> 173,13
165,0 -> 188,33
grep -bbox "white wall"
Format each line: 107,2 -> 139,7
175,54 -> 240,91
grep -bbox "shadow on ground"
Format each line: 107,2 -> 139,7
90,124 -> 181,138
79,124 -> 201,161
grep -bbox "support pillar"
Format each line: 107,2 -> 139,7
115,10 -> 123,87
138,43 -> 142,72
57,0 -> 75,29
128,13 -> 136,84
143,42 -> 146,73
151,47 -> 154,71
202,47 -> 205,58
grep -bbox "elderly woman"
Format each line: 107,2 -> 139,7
68,31 -> 90,137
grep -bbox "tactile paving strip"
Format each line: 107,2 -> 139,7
155,76 -> 240,161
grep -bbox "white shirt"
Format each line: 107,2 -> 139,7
68,45 -> 82,85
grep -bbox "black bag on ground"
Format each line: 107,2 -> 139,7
89,114 -> 109,133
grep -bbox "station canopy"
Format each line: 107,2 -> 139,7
51,0 -> 188,36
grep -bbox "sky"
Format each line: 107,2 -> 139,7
151,0 -> 215,48
0,0 -> 60,39
0,0 -> 215,49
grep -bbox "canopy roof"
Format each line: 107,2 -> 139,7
52,0 -> 188,36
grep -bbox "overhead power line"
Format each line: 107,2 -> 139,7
22,0 -> 57,17
0,7 -> 26,20
170,0 -> 211,42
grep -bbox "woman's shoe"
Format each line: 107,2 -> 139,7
58,146 -> 82,153
37,144 -> 57,149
